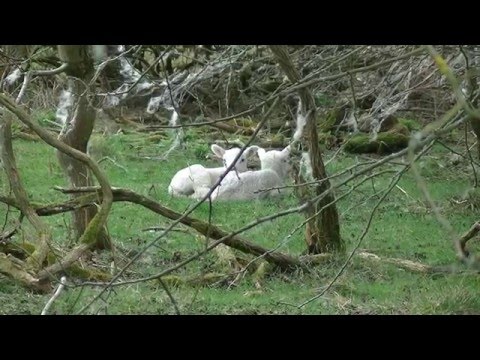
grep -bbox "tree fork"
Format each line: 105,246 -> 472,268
56,45 -> 110,250
269,45 -> 343,254
0,93 -> 114,282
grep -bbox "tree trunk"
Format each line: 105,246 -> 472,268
270,46 -> 343,254
98,45 -> 126,91
56,45 -> 110,249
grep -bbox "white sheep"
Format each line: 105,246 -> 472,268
168,144 -> 259,199
211,145 -> 291,201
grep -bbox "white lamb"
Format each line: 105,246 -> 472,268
168,144 -> 259,200
211,145 -> 291,201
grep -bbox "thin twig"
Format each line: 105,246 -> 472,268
97,156 -> 128,173
142,226 -> 191,234
158,277 -> 181,315
41,276 -> 67,315
16,63 -> 69,103
465,124 -> 478,187
435,139 -> 480,167
296,140 -> 434,308
297,170 -> 404,308
0,214 -> 23,243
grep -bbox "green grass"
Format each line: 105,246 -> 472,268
1,130 -> 480,315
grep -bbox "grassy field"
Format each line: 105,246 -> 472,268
1,129 -> 480,315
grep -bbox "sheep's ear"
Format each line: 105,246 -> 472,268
211,144 -> 225,158
282,145 -> 291,154
257,148 -> 266,158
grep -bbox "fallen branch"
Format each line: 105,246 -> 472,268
299,253 -> 334,265
142,226 -> 191,234
357,251 -> 433,273
55,187 -> 302,271
4,186 -> 464,283
10,186 -> 451,275
1,187 -> 300,270
0,253 -> 46,291
255,138 -> 288,150
0,239 -> 114,282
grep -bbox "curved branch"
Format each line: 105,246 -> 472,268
16,63 -> 69,103
41,276 -> 67,315
0,105 -> 52,271
24,187 -> 301,270
0,253 -> 45,291
0,93 -> 113,281
457,221 -> 480,259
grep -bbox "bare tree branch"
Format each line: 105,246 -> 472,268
0,93 -> 113,281
41,276 -> 67,315
284,47 -> 424,95
16,63 -> 69,103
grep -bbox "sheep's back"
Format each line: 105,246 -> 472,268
169,164 -> 207,196
213,169 -> 283,200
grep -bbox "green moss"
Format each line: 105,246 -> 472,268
398,118 -> 422,131
0,242 -> 36,259
188,273 -> 226,286
159,275 -> 184,287
318,132 -> 337,148
79,213 -> 103,246
344,125 -> 410,154
318,108 -> 342,132
270,133 -> 285,144
66,265 -> 112,281
314,93 -> 334,107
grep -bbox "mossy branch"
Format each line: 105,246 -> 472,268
0,253 -> 47,291
0,110 -> 51,270
457,221 -> 480,259
1,186 -> 301,271
0,93 -> 113,281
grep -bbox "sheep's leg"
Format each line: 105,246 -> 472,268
191,186 -> 212,200
189,169 -> 214,200
169,186 -> 192,198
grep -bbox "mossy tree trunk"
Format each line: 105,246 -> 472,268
56,45 -> 110,249
270,46 -> 343,254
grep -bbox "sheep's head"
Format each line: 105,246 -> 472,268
257,145 -> 291,178
211,144 -> 259,172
